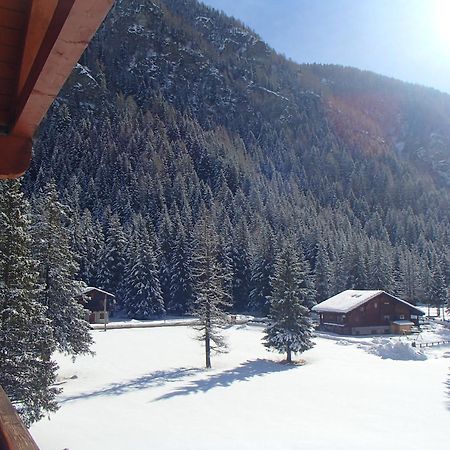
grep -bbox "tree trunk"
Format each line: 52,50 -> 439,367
286,345 -> 292,363
205,329 -> 211,368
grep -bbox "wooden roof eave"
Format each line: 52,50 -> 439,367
0,0 -> 114,179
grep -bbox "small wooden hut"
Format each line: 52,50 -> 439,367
78,287 -> 115,324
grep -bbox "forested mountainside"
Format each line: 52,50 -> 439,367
24,0 -> 450,315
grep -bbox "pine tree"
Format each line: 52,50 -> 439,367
231,219 -> 252,311
430,264 -> 447,317
191,211 -> 231,368
123,224 -> 165,319
0,180 -> 58,425
31,181 -> 92,357
398,248 -> 420,304
314,243 -> 332,302
263,242 -> 316,363
98,213 -> 127,303
249,226 -> 276,314
168,210 -> 193,314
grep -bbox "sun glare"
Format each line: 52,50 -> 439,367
434,0 -> 450,46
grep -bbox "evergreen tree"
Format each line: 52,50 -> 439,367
191,211 -> 231,368
249,226 -> 276,314
0,180 -> 58,425
263,242 -> 315,363
99,213 -> 127,303
430,264 -> 447,317
31,181 -> 92,356
314,243 -> 332,302
398,249 -> 420,304
168,210 -> 193,314
231,219 -> 252,311
123,225 -> 165,319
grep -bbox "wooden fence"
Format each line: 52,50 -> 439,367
412,340 -> 450,348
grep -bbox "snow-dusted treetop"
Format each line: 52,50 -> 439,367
312,290 -> 425,315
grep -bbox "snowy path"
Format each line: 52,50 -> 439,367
30,326 -> 450,450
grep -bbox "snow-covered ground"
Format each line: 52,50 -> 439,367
30,324 -> 450,450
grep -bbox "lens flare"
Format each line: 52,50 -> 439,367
434,0 -> 450,46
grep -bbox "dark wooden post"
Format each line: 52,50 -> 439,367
103,293 -> 107,332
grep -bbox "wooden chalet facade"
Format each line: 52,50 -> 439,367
312,290 -> 425,335
78,287 -> 115,324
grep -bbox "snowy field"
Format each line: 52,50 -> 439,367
31,324 -> 450,450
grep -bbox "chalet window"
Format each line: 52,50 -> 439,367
383,315 -> 390,321
399,314 -> 405,320
374,302 -> 378,309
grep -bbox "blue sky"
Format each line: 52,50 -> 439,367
201,0 -> 450,94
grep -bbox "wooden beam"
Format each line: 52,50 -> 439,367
0,0 -> 114,178
0,135 -> 31,179
0,386 -> 40,450
12,0 -> 114,138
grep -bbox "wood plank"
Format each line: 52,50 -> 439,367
0,93 -> 11,108
0,61 -> 16,78
0,43 -> 20,64
17,0 -> 58,93
13,0 -> 114,138
0,77 -> 14,95
0,109 -> 9,125
0,0 -> 29,14
0,7 -> 27,30
1,0 -> 113,178
0,386 -> 40,449
0,26 -> 22,47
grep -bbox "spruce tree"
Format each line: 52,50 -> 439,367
314,243 -> 332,302
0,180 -> 58,425
430,264 -> 447,317
123,225 -> 165,319
31,181 -> 92,357
99,213 -> 127,303
263,242 -> 316,363
168,210 -> 193,314
249,227 -> 276,314
191,211 -> 231,368
231,219 -> 252,311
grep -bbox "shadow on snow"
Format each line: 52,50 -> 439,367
59,358 -> 298,405
59,367 -> 202,404
153,358 -> 297,402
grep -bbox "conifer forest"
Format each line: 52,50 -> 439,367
1,0 -> 450,425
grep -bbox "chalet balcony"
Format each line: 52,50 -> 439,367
0,387 -> 40,450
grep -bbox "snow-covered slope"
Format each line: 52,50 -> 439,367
30,325 -> 450,450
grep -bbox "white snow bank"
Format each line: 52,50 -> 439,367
368,338 -> 427,361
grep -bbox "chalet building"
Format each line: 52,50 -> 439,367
78,287 -> 116,324
312,290 -> 425,335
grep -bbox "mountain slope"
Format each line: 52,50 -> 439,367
25,0 -> 450,310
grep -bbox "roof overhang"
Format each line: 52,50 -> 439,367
0,0 -> 114,178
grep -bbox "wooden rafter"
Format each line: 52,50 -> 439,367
0,0 -> 114,178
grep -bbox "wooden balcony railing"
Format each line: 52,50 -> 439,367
0,387 -> 39,450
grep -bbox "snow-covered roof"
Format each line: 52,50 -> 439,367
312,290 -> 424,315
82,287 -> 115,297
